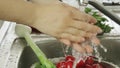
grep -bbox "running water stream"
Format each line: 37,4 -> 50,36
71,41 -> 120,68
71,40 -> 108,68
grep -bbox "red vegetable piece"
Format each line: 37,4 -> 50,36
89,56 -> 97,59
65,55 -> 75,61
85,64 -> 93,68
66,61 -> 73,68
85,56 -> 94,65
56,62 -> 60,68
56,61 -> 67,68
93,63 -> 103,68
76,60 -> 85,68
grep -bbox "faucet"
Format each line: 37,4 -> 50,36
77,0 -> 89,6
77,0 -> 120,25
88,1 -> 120,25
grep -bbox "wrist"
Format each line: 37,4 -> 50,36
16,2 -> 38,26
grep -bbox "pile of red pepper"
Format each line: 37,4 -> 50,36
56,55 -> 103,68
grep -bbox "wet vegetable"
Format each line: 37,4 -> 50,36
85,7 -> 114,33
65,55 -> 75,61
56,55 -> 103,68
56,55 -> 74,68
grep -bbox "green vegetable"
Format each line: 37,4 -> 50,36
85,7 -> 92,13
15,24 -> 56,68
85,7 -> 114,33
24,32 -> 55,68
32,62 -> 41,68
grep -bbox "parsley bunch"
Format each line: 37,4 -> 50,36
85,7 -> 114,33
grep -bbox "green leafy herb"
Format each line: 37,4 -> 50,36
85,7 -> 114,33
85,7 -> 92,13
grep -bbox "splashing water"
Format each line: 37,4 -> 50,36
91,42 -> 108,62
71,40 -> 108,68
60,40 -> 120,68
91,43 -> 101,62
99,44 -> 107,53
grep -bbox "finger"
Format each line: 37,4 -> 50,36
62,3 -> 97,24
72,43 -> 85,53
70,21 -> 102,33
87,14 -> 97,24
61,3 -> 87,21
60,39 -> 71,46
60,3 -> 97,24
70,7 -> 97,24
71,9 -> 90,22
60,33 -> 85,43
82,45 -> 93,53
73,12 -> 92,22
91,37 -> 100,46
64,27 -> 94,38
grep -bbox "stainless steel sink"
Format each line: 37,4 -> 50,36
14,35 -> 120,68
99,39 -> 120,66
0,21 -> 13,44
18,36 -> 65,68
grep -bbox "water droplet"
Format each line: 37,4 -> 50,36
100,44 -> 107,52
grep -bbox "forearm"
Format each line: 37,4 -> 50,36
0,0 -> 37,25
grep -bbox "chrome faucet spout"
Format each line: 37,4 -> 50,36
77,0 -> 89,6
88,1 -> 120,25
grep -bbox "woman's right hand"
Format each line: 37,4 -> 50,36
28,1 -> 102,53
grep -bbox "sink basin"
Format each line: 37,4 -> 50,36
99,39 -> 120,66
18,37 -> 65,68
15,35 -> 120,68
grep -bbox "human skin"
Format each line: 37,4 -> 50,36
0,0 -> 102,53
29,0 -> 102,53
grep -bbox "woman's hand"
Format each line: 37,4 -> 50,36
0,0 -> 101,53
29,2 -> 102,53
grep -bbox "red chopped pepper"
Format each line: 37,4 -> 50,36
56,55 -> 103,68
65,55 -> 75,61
